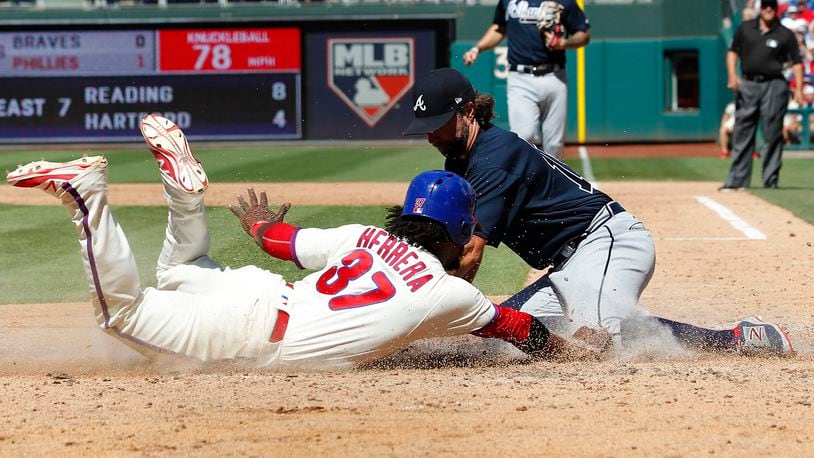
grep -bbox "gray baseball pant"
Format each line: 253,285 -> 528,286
507,69 -> 568,160
725,78 -> 789,188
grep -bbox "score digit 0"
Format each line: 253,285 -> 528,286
192,44 -> 233,70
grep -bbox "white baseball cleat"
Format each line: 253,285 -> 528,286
139,113 -> 208,194
733,315 -> 794,356
6,156 -> 108,197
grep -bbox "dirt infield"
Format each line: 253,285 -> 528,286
2,180 -> 814,455
0,182 -> 409,207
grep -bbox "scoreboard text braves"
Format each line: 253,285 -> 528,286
0,28 -> 302,142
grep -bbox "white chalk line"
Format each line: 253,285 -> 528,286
694,195 -> 767,240
572,150 -> 762,241
578,145 -> 595,183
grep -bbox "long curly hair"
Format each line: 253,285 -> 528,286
384,205 -> 450,252
471,93 -> 496,128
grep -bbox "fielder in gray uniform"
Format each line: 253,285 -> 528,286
463,0 -> 590,159
405,68 -> 794,356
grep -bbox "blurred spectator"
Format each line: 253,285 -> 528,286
794,25 -> 813,72
784,99 -> 803,144
719,102 -> 736,158
743,7 -> 759,21
784,83 -> 814,145
796,1 -> 814,22
782,3 -> 810,31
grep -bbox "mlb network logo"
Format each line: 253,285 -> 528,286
328,38 -> 415,127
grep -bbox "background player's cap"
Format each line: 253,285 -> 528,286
404,68 -> 476,136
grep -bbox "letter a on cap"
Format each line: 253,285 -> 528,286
414,94 -> 426,112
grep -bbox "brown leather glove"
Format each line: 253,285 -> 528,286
228,187 -> 291,240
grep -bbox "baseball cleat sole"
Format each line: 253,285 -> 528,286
139,113 -> 208,194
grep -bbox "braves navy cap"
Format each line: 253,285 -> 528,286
404,68 -> 476,136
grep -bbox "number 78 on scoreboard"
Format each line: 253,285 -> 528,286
157,28 -> 301,73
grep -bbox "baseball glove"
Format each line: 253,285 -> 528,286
537,1 -> 565,49
537,1 -> 564,31
229,187 -> 291,238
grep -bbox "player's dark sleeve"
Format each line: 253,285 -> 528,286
467,168 -> 523,247
492,0 -> 507,27
564,0 -> 590,34
729,24 -> 743,53
251,221 -> 303,267
471,304 -> 550,355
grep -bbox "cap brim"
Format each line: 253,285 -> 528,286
403,111 -> 456,136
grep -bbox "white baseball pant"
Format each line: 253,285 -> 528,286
62,170 -> 287,364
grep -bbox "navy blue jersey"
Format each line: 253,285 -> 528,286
494,0 -> 590,66
446,124 -> 611,269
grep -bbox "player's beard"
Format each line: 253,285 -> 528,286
432,123 -> 469,161
447,123 -> 470,161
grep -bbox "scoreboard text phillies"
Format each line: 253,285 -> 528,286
0,28 -> 302,142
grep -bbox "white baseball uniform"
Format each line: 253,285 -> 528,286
61,166 -> 496,369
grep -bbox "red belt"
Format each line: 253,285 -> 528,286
269,283 -> 293,344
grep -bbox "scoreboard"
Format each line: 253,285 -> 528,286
0,28 -> 302,142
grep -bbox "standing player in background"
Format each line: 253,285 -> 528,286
721,0 -> 804,191
5,114 -> 601,369
405,67 -> 794,355
462,0 -> 590,160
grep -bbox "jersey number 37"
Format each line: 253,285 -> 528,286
316,250 -> 396,310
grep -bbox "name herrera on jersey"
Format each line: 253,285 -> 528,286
356,227 -> 433,292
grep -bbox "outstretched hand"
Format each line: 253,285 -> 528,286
228,187 -> 291,238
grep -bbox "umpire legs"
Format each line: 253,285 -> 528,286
725,80 -> 761,188
759,78 -> 789,188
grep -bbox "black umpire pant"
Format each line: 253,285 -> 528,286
724,78 -> 789,188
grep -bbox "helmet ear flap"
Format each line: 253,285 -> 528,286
402,170 -> 477,246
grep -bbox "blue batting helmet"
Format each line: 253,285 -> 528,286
402,170 -> 477,246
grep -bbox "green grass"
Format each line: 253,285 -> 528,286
0,203 -> 527,304
3,146 -> 814,304
0,145 -> 450,183
0,145 -> 590,183
591,157 -> 733,181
